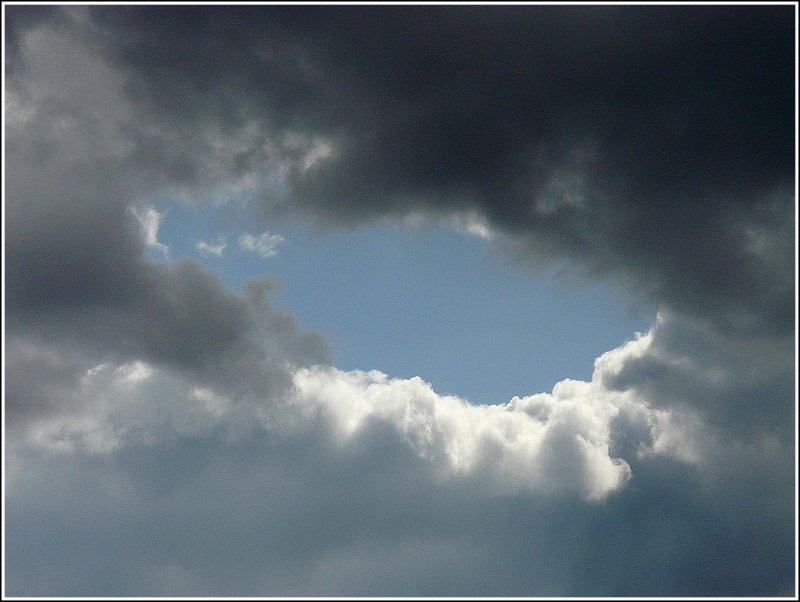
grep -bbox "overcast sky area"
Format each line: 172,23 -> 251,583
3,3 -> 797,597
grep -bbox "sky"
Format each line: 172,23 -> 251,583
154,199 -> 656,403
2,3 -> 797,598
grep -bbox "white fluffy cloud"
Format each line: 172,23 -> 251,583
238,230 -> 285,258
17,322 -> 698,504
290,366 -> 631,501
19,360 -> 632,501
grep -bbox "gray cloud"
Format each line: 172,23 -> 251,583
599,309 -> 795,440
3,5 -> 795,597
6,416 -> 793,596
66,4 -> 794,338
41,2 -> 792,435
4,11 -> 328,433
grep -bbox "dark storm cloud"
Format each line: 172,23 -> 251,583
66,4 -> 795,341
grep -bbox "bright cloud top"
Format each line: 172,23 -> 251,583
292,366 -> 631,501
18,323 -> 691,504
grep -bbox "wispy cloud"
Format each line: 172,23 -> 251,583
448,212 -> 496,240
129,205 -> 169,256
238,231 -> 284,258
195,236 -> 227,257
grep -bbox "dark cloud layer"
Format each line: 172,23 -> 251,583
3,4 -> 796,597
69,4 -> 795,339
6,426 -> 794,597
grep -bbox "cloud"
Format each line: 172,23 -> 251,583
290,366 -> 631,501
596,309 -> 796,440
20,359 -> 257,455
195,236 -> 227,257
6,331 -> 794,596
3,14 -> 329,441
13,346 -> 636,503
129,205 -> 169,255
238,230 -> 284,258
3,5 -> 795,597
73,4 -> 793,338
448,211 -> 495,240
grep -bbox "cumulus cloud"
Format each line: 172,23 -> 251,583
15,350 -> 635,503
11,309 -> 768,511
3,5 -> 795,597
7,325 -> 793,596
8,314 -> 785,509
291,366 -> 631,501
238,230 -> 284,258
